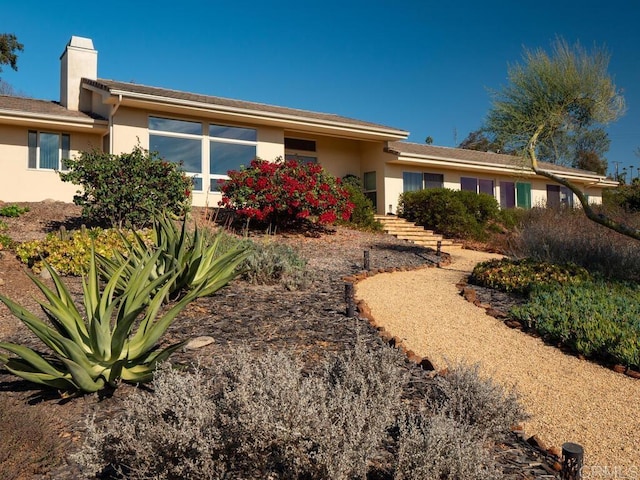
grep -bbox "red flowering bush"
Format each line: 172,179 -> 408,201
219,158 -> 354,228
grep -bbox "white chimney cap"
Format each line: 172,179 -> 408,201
67,36 -> 94,50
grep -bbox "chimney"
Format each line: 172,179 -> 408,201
60,36 -> 97,111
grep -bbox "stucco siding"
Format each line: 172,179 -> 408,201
0,124 -> 102,202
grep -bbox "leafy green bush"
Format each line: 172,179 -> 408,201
469,258 -> 592,295
16,227 -> 146,275
398,188 -> 500,240
604,182 -> 640,212
339,175 -> 382,231
0,204 -> 29,217
59,145 -> 192,228
511,280 -> 640,369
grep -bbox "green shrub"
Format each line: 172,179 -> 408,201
510,280 -> 640,369
59,145 -> 192,229
340,175 -> 382,231
16,227 -> 147,275
496,207 -> 527,230
0,220 -> 11,250
0,204 -> 29,217
398,188 -> 500,240
469,258 -> 592,295
604,182 -> 640,212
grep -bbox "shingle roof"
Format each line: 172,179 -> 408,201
84,78 -> 408,134
0,95 -> 105,121
387,141 -> 605,177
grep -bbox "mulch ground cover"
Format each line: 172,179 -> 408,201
0,203 -> 558,479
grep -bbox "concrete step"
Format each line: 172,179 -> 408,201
375,215 -> 463,251
382,225 -> 436,234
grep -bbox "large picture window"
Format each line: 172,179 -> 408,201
28,131 -> 70,170
149,117 -> 257,192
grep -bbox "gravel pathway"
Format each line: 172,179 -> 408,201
356,248 -> 640,471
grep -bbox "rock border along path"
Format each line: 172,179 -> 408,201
355,248 -> 640,470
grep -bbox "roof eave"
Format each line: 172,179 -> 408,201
0,109 -> 109,132
388,150 -> 613,185
107,89 -> 408,141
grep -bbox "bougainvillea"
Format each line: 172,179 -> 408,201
219,158 -> 354,228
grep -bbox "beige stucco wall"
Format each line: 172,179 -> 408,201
383,163 -> 602,214
108,108 -> 382,207
0,124 -> 102,202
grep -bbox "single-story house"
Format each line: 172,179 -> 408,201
0,36 -> 617,214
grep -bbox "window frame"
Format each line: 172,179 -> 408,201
27,130 -> 71,171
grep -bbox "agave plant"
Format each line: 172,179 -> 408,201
98,212 -> 249,301
0,248 -> 199,393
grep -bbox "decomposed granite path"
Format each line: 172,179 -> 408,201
355,248 -> 640,471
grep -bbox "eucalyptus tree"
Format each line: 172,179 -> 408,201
485,38 -> 639,240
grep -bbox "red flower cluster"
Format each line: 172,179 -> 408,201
219,158 -> 354,227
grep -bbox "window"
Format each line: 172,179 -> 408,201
149,117 -> 257,192
285,137 -> 317,164
461,177 -> 494,196
210,124 -> 257,190
149,117 -> 203,190
500,181 -> 531,209
28,131 -> 70,170
403,172 -> 423,192
363,171 -> 377,209
403,172 -> 444,192
547,184 -> 574,207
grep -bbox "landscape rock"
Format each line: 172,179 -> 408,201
184,336 -> 215,350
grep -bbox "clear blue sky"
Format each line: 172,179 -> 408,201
2,0 -> 639,179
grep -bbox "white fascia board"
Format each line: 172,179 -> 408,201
0,110 -> 108,132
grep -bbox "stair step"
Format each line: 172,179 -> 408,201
375,215 -> 463,251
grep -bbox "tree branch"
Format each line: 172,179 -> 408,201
528,124 -> 640,240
